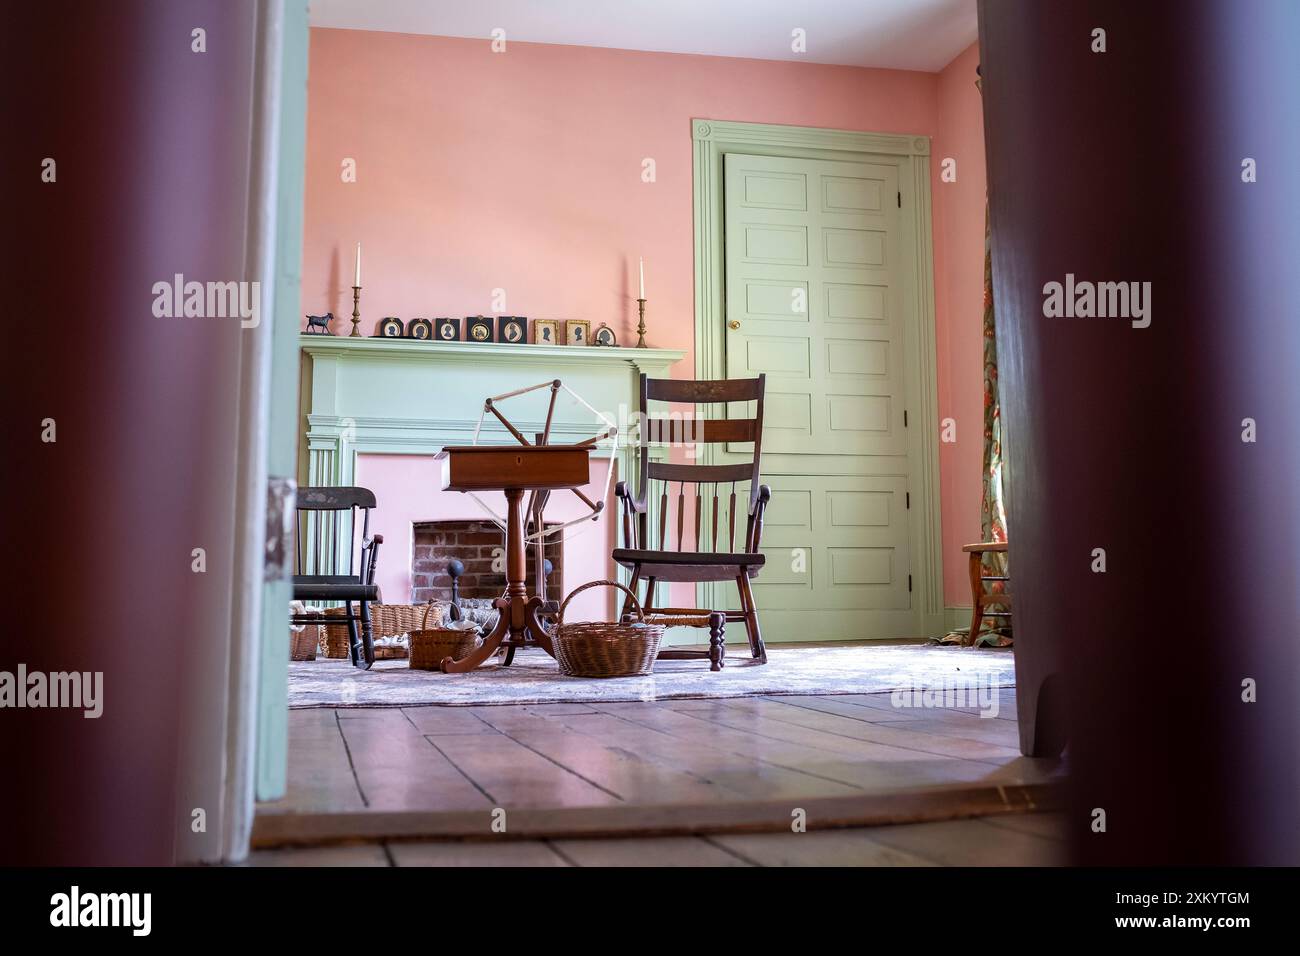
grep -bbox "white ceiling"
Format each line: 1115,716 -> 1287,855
308,0 -> 978,72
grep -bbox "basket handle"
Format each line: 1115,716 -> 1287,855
421,601 -> 440,630
557,579 -> 644,626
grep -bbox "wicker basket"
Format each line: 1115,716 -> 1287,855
553,581 -> 665,678
409,603 -> 481,671
321,604 -> 445,660
371,602 -> 443,639
370,602 -> 446,661
317,606 -> 350,658
288,601 -> 318,661
289,620 -> 317,661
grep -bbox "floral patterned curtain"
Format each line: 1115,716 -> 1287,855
981,205 -> 1007,550
977,202 -> 1012,645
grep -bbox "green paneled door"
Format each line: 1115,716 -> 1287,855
722,153 -> 914,641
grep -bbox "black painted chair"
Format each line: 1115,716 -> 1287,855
289,486 -> 382,669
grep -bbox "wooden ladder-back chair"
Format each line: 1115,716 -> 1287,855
613,374 -> 771,667
288,486 -> 383,669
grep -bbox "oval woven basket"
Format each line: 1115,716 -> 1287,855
553,580 -> 664,678
409,602 -> 480,671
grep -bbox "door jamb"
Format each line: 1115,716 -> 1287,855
690,119 -> 944,639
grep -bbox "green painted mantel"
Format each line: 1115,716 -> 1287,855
298,334 -> 686,489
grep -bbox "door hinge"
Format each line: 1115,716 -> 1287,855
903,409 -> 908,427
265,476 -> 297,582
908,574 -> 913,592
906,492 -> 910,509
897,191 -> 902,208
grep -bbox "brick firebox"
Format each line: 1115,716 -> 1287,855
411,520 -> 564,604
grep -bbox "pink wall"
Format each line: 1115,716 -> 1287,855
933,42 -> 986,604
356,454 -> 616,623
304,30 -> 986,611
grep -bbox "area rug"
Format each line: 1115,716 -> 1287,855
288,644 -> 1016,709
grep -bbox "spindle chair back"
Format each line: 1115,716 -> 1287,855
288,486 -> 383,669
613,374 -> 771,663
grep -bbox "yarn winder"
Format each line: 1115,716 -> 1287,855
434,379 -> 617,673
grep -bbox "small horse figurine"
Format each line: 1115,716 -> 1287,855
304,312 -> 333,334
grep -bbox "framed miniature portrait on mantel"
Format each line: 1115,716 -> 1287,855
564,319 -> 591,346
376,316 -> 404,338
466,315 -> 494,343
533,319 -> 559,345
498,315 -> 526,344
434,317 -> 460,341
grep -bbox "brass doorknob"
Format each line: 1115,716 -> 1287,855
728,320 -> 741,330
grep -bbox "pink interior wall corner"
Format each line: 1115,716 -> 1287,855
303,30 -> 986,612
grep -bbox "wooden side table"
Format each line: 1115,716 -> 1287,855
435,445 -> 593,673
962,541 -> 1010,646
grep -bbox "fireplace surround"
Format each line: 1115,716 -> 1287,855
299,335 -> 685,622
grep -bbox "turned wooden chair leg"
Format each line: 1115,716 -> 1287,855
737,574 -> 766,663
621,567 -> 642,622
708,611 -> 726,671
345,601 -> 360,666
642,576 -> 657,614
358,600 -> 375,669
967,550 -> 985,647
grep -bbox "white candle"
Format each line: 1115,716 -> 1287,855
638,256 -> 645,299
354,242 -> 362,287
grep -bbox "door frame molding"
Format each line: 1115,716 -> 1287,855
248,0 -> 311,851
690,118 -> 944,638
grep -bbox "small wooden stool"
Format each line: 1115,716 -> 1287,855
962,541 -> 1010,646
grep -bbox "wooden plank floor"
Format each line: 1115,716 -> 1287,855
247,812 -> 1068,866
262,688 -> 1060,820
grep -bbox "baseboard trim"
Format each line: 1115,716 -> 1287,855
251,780 -> 1062,849
945,606 -> 975,632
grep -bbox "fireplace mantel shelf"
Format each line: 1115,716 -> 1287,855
299,332 -> 684,487
300,334 -> 686,367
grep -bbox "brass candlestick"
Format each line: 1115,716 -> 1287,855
636,297 -> 647,348
350,285 -> 362,337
